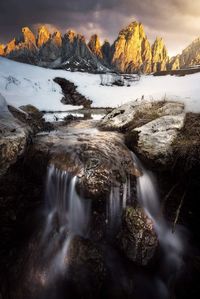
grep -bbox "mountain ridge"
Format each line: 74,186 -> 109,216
0,22 -> 200,73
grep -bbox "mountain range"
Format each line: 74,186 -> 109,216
0,21 -> 200,73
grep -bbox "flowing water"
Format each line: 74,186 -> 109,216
42,164 -> 90,278
35,153 -> 184,298
131,152 -> 184,297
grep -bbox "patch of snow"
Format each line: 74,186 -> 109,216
0,57 -> 200,113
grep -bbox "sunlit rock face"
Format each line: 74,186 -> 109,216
0,44 -> 5,56
5,27 -> 38,64
4,39 -> 16,55
39,31 -> 62,64
169,54 -> 181,70
88,34 -> 103,60
21,27 -> 37,49
111,21 -> 152,73
37,26 -> 51,48
151,37 -> 169,72
61,30 -> 107,72
171,38 -> 200,69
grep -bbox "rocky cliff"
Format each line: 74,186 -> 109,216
111,22 -> 152,73
1,21 -> 200,73
151,37 -> 168,72
170,38 -> 200,70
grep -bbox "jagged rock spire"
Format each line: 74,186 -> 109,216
88,34 -> 103,59
37,25 -> 51,47
152,37 -> 168,72
111,21 -> 152,73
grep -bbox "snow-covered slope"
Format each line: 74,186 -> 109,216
0,57 -> 200,112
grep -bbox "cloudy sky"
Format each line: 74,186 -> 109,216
0,0 -> 200,56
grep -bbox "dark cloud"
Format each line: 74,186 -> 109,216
0,0 -> 200,55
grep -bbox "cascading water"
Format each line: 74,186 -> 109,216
131,152 -> 184,297
41,164 -> 90,278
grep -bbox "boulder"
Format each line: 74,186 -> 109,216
100,100 -> 184,131
0,94 -> 30,177
27,120 -> 138,199
117,206 -> 157,265
132,113 -> 185,166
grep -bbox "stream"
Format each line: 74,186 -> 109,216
1,119 -> 189,299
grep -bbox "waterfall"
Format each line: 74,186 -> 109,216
41,164 -> 90,277
131,152 -> 184,296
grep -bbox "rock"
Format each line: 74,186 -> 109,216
172,112 -> 200,170
100,100 -> 185,131
27,120 -> 137,199
53,77 -> 92,108
170,38 -> 200,70
67,236 -> 106,293
0,44 -> 5,56
132,113 -> 185,165
4,39 -> 16,55
37,25 -> 51,48
117,206 -> 158,265
8,104 -> 53,133
101,40 -> 112,64
111,21 -> 152,73
152,37 -> 169,72
0,94 -> 30,177
169,54 -> 181,70
88,34 -> 103,60
21,27 -> 36,49
61,30 -> 107,72
19,104 -> 43,119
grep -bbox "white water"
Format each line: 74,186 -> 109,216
132,152 -> 184,296
42,164 -> 90,277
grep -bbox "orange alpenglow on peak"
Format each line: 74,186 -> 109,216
22,27 -> 36,46
37,25 -> 51,47
88,34 -> 103,59
5,39 -> 16,55
65,30 -> 76,42
52,31 -> 62,47
152,36 -> 168,72
0,44 -> 5,56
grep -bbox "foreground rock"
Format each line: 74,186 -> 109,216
28,120 -> 138,199
100,100 -> 184,131
117,206 -> 157,265
100,100 -> 186,167
0,94 -> 30,177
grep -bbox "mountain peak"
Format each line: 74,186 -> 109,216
0,44 -> 5,56
21,27 -> 36,46
37,25 -> 51,47
52,31 -> 62,47
88,34 -> 103,59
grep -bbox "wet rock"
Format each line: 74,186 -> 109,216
28,120 -> 138,199
67,236 -> 106,294
117,206 -> 158,265
8,104 -> 53,133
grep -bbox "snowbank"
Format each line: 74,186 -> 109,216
0,57 -> 200,113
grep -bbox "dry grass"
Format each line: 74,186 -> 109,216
172,113 -> 200,170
